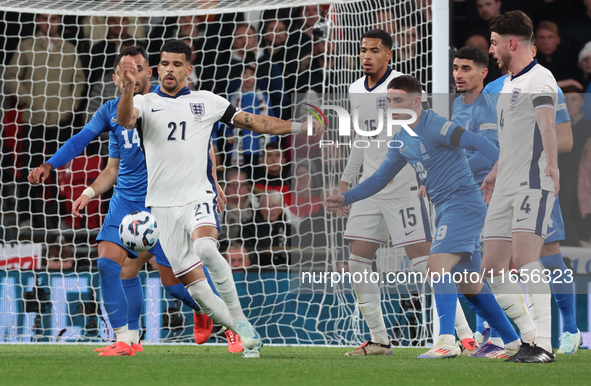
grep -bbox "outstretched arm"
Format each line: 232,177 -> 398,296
232,111 -> 323,137
455,128 -> 499,163
325,148 -> 407,211
72,158 -> 120,217
28,108 -> 111,184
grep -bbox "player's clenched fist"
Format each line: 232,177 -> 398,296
324,194 -> 346,213
119,56 -> 138,87
28,163 -> 53,185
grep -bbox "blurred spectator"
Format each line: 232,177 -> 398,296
243,191 -> 291,266
175,15 -> 205,39
559,0 -> 591,71
88,17 -> 140,84
464,34 -> 502,85
470,0 -> 502,38
215,23 -> 286,118
227,63 -> 276,171
465,34 -> 488,53
296,37 -> 338,95
81,15 -> 146,49
394,20 -> 430,92
87,38 -> 139,117
290,160 -> 326,248
224,241 -> 252,270
285,5 -> 322,57
561,92 -> 591,245
535,21 -> 580,89
579,138 -> 591,243
4,13 -> 85,229
260,19 -> 299,92
219,168 -> 255,250
253,142 -> 291,200
181,36 -> 215,92
46,240 -> 75,271
375,8 -> 397,43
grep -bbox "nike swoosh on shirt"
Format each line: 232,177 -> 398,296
111,117 -> 117,123
431,242 -> 442,248
546,229 -> 557,238
151,108 -> 165,112
405,230 -> 416,236
516,218 -> 528,222
400,146 -> 409,153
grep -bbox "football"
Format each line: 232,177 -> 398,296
118,210 -> 160,252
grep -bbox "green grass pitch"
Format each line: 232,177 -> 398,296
0,345 -> 590,386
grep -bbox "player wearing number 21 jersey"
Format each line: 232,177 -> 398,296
117,40 -> 322,358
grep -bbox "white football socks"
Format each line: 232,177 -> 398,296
489,270 -> 536,344
520,261 -> 552,352
412,256 -> 472,340
114,324 -> 132,346
349,254 -> 389,345
186,278 -> 236,330
193,237 -> 246,322
130,329 -> 140,345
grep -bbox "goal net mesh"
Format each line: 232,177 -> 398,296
0,0 -> 436,345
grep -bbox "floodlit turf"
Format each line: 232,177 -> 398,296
0,345 -> 590,386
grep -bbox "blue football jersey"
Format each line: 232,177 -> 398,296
452,93 -> 499,185
84,85 -> 160,202
393,109 -> 480,208
483,75 -> 569,124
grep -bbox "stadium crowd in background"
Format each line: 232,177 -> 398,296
1,0 -> 591,275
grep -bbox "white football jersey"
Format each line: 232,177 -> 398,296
495,62 -> 557,195
133,88 -> 233,207
343,68 -> 419,199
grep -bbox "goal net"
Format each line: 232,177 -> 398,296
0,0 -> 440,345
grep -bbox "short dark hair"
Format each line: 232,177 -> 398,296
361,29 -> 393,50
454,46 -> 489,68
387,75 -> 423,94
114,45 -> 147,71
489,10 -> 533,41
265,142 -> 280,151
160,40 -> 192,63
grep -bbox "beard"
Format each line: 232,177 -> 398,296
497,52 -> 511,72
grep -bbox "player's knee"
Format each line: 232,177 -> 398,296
193,237 -> 218,258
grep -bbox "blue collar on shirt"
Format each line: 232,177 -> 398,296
157,86 -> 191,99
364,67 -> 393,92
511,59 -> 537,81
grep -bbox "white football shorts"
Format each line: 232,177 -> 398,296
150,194 -> 219,277
483,188 -> 555,241
344,194 -> 432,247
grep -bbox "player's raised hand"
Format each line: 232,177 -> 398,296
303,119 -> 324,137
216,183 -> 227,213
28,163 -> 53,185
120,56 -> 137,88
546,165 -> 560,196
72,194 -> 89,218
325,194 -> 345,213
